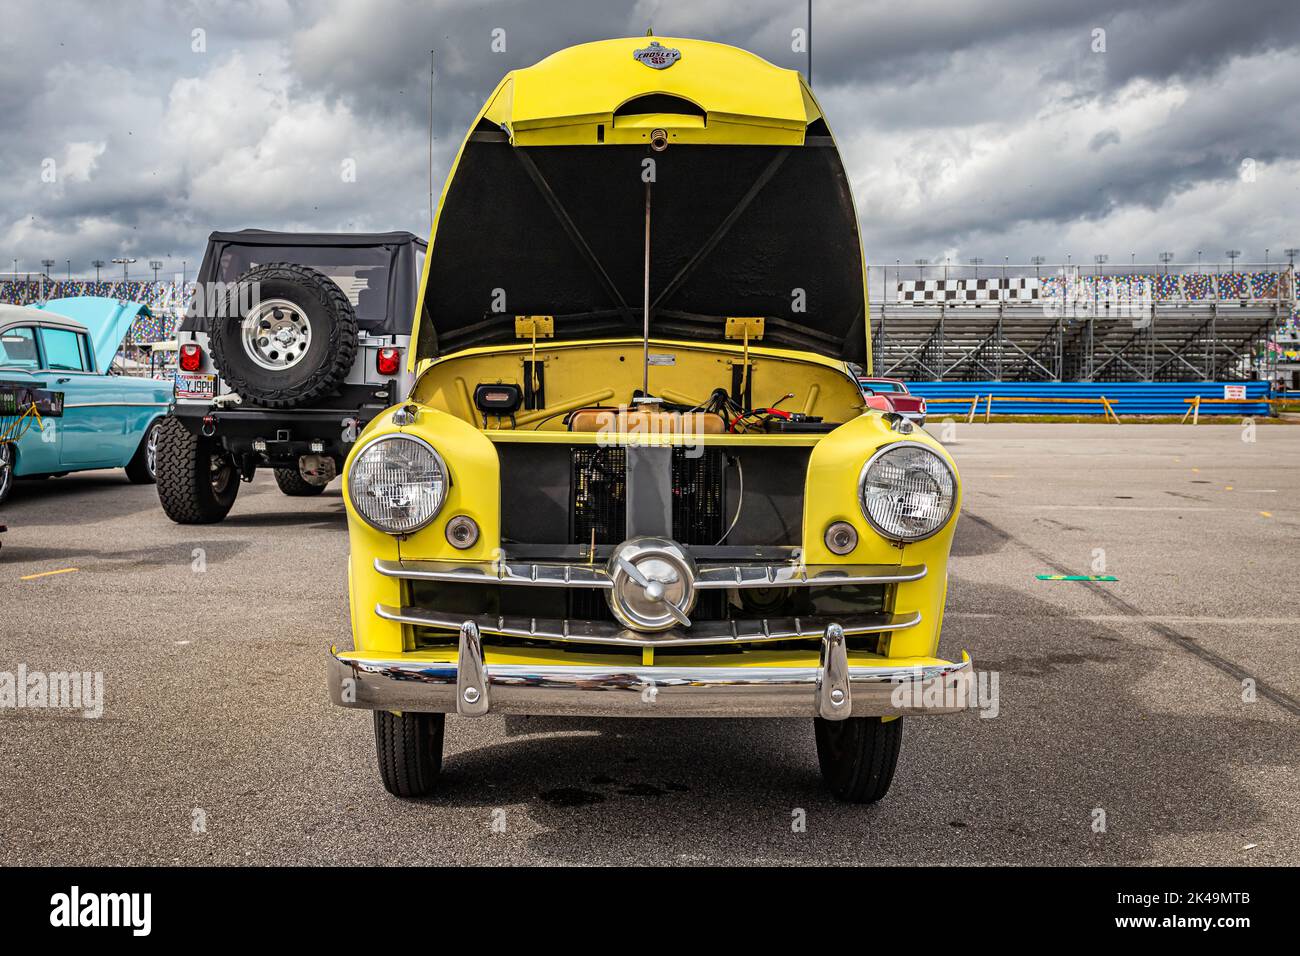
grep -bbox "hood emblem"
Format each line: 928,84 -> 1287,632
633,41 -> 680,70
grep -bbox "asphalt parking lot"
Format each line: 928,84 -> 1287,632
1,423 -> 1297,866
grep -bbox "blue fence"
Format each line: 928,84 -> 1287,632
904,381 -> 1273,416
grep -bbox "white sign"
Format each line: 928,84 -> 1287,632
1223,385 -> 1247,400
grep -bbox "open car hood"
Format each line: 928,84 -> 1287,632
37,296 -> 150,371
415,37 -> 868,365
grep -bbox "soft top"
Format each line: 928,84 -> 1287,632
185,230 -> 426,335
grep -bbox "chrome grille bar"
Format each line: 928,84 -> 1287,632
375,603 -> 922,647
375,557 -> 925,590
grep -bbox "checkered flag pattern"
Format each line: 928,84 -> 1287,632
896,277 -> 1041,304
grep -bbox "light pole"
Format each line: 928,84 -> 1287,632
65,259 -> 71,280
1093,253 -> 1108,275
1159,252 -> 1174,275
92,259 -> 105,283
1225,249 -> 1241,273
1285,248 -> 1299,268
111,257 -> 136,284
41,258 -> 55,277
149,259 -> 163,282
968,257 -> 983,279
1030,255 -> 1046,279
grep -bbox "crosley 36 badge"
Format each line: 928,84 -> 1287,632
633,40 -> 681,69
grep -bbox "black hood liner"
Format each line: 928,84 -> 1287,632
418,142 -> 866,363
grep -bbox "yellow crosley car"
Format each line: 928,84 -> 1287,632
330,36 -> 971,803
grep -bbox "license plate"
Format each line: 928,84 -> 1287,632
175,372 -> 216,399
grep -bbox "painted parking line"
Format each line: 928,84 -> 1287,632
950,612 -> 1300,625
1025,505 -> 1225,512
19,567 -> 79,581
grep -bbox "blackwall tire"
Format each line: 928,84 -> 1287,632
208,263 -> 357,409
154,416 -> 240,524
373,710 -> 445,798
274,467 -> 327,497
814,715 -> 903,804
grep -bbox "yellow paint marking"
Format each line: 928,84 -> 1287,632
1260,511 -> 1273,518
20,567 -> 79,581
1192,468 -> 1200,472
1225,486 -> 1233,491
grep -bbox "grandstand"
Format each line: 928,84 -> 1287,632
0,276 -> 186,373
3,263 -> 1298,387
870,263 -> 1298,386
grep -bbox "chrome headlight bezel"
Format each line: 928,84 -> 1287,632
347,433 -> 449,535
858,440 -> 957,543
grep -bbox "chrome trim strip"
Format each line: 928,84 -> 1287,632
328,647 -> 974,718
62,401 -> 170,408
375,603 -> 921,647
375,557 -> 614,589
693,563 -> 926,589
375,557 -> 926,590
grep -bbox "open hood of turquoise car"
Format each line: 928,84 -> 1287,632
35,296 -> 151,371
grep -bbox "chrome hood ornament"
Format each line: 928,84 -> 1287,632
607,537 -> 696,632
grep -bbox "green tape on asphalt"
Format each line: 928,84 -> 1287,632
1035,574 -> 1118,581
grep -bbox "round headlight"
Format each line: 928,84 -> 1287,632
859,441 -> 956,542
348,434 -> 448,534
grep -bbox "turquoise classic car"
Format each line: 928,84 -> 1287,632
0,298 -> 171,505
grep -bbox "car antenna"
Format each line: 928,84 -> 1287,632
436,50 -> 441,231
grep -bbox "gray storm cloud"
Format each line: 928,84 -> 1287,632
1,0 -> 1296,278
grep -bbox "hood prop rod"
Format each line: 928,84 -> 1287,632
641,178 -> 653,402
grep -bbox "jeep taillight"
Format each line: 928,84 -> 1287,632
376,347 -> 400,376
179,343 -> 203,372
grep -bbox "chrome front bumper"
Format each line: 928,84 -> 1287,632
329,622 -> 974,720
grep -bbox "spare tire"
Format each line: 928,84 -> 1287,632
209,263 -> 357,409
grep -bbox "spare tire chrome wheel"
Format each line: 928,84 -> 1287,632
242,298 -> 312,371
208,262 -> 358,410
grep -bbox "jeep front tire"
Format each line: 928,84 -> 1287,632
155,416 -> 240,524
274,467 -> 327,496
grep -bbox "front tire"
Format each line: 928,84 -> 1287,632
273,467 -> 326,497
814,716 -> 903,803
0,443 -> 14,506
155,417 -> 240,524
374,710 -> 445,798
124,419 -> 162,484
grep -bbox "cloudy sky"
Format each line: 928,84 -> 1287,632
2,0 -> 1298,279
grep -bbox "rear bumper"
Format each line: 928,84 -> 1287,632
328,623 -> 974,720
171,400 -> 387,464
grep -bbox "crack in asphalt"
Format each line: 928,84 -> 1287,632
963,510 -> 1300,720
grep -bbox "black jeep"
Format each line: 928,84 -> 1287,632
156,230 -> 425,523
